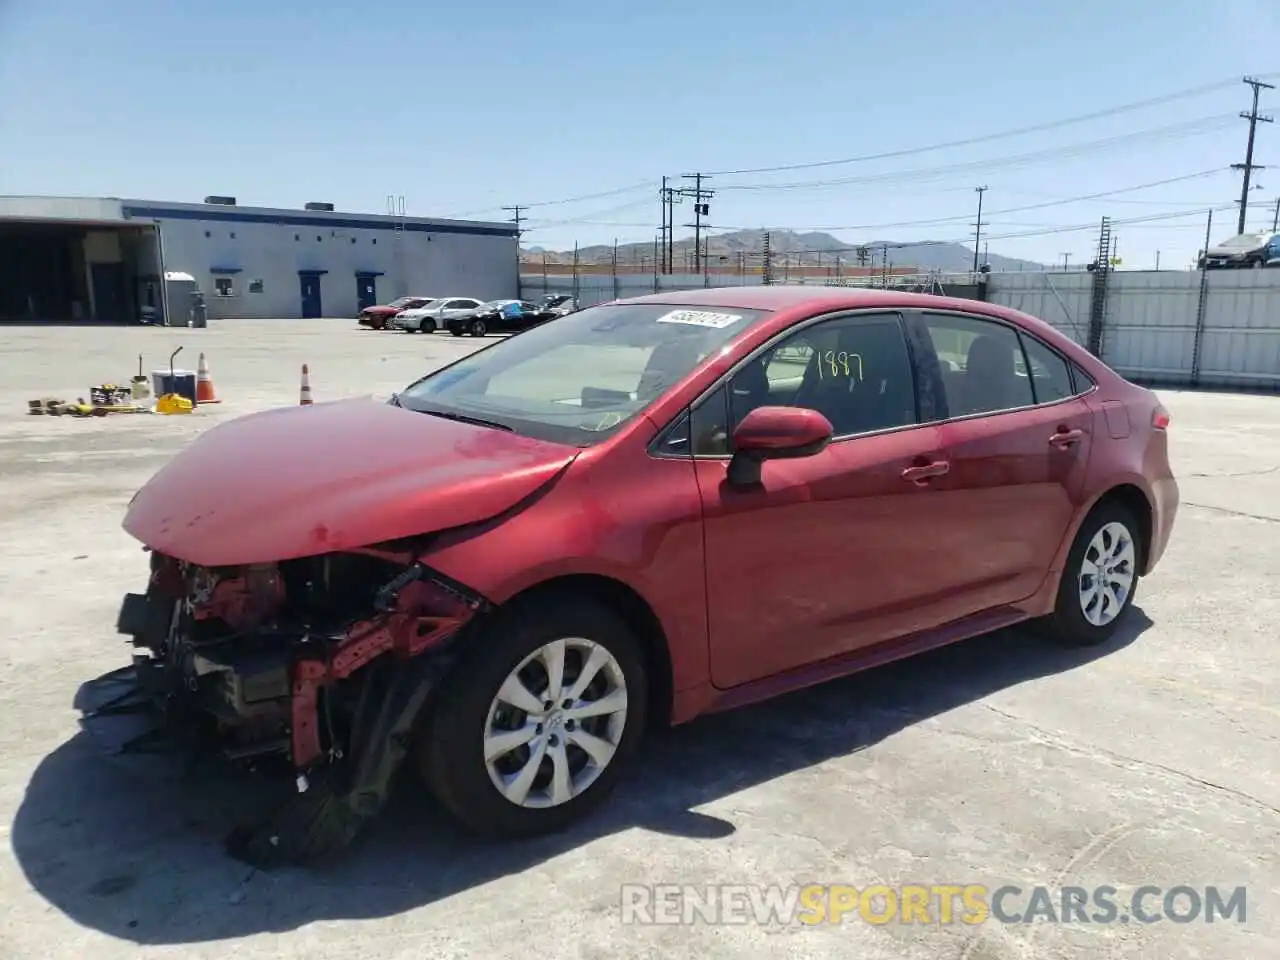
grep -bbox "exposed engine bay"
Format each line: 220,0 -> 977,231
78,546 -> 488,866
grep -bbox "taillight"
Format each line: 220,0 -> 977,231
1152,405 -> 1170,430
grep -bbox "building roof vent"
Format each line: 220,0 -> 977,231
204,195 -> 237,206
304,202 -> 335,212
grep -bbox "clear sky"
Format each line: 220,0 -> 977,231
1,0 -> 1277,269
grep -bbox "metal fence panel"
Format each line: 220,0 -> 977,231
523,268 -> 1280,388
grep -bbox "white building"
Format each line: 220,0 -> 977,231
0,195 -> 519,324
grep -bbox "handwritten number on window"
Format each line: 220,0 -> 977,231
815,350 -> 862,381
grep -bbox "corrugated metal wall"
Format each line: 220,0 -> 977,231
988,269 -> 1280,388
522,268 -> 1280,389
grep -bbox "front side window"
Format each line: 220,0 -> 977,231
399,302 -> 770,446
921,313 -> 1034,417
722,311 -> 917,439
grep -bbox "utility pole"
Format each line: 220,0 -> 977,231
659,177 -> 677,274
1233,76 -> 1274,235
761,231 -> 773,285
679,173 -> 714,273
501,205 -> 524,239
1273,196 -> 1280,232
972,185 -> 988,273
1155,250 -> 1161,271
1060,252 -> 1071,271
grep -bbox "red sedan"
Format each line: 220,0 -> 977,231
92,286 -> 1177,864
358,296 -> 434,329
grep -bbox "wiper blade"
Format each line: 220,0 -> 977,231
421,409 -> 513,432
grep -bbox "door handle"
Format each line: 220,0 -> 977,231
901,461 -> 950,484
1049,428 -> 1084,447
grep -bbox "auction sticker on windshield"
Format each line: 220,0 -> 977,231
656,310 -> 743,329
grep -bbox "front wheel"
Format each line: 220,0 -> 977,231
421,318 -> 437,334
470,318 -> 487,337
418,595 -> 648,838
1044,502 -> 1143,647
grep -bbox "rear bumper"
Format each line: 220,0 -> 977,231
1146,476 -> 1179,574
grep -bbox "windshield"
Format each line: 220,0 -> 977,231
1218,234 -> 1266,250
398,301 -> 770,446
388,297 -> 414,308
411,298 -> 445,311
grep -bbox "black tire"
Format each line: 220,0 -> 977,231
470,318 -> 487,337
450,327 -> 464,337
1043,500 -> 1144,647
418,594 -> 648,839
422,318 -> 437,333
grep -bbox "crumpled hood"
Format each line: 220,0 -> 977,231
123,398 -> 578,566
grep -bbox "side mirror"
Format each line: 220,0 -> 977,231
727,405 -> 833,487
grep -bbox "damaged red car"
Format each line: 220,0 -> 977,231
81,286 -> 1178,865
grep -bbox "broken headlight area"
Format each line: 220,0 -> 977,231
79,548 -> 488,866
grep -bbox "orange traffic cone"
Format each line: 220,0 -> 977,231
195,352 -> 221,404
299,364 -> 313,406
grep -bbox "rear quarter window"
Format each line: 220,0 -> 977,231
1017,333 -> 1075,404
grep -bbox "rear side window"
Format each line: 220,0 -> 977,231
1017,334 -> 1074,404
920,313 -> 1034,416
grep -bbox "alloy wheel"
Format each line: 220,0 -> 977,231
482,637 -> 628,809
1078,521 -> 1136,627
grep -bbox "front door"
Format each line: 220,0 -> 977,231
299,274 -> 323,318
696,310 -> 957,690
910,310 -> 1093,620
356,275 -> 377,310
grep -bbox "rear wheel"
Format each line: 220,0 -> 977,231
450,327 -> 465,337
419,595 -> 647,838
421,318 -> 437,334
1044,501 -> 1142,647
470,318 -> 488,337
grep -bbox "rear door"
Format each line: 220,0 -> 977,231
692,310 -> 960,689
908,310 -> 1094,619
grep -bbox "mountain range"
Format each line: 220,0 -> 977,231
520,229 -> 1046,273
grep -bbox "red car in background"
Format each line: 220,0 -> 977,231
358,295 -> 435,329
88,286 -> 1177,865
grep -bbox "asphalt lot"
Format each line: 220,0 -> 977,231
0,318 -> 1276,960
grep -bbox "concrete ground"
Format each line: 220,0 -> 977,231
0,319 -> 1276,959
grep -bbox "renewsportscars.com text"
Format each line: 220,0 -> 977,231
620,883 -> 1247,926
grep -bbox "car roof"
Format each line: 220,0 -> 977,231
618,284 -> 998,315
617,284 -> 1095,367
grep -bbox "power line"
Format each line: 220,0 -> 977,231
553,169 -> 1229,234
1233,75 -> 1274,234
704,75 -> 1276,176
446,180 -> 654,219
716,115 -> 1238,192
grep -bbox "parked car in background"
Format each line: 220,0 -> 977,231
1198,232 -> 1280,269
96,285 -> 1177,864
537,294 -> 579,317
393,297 -> 486,333
359,296 -> 435,330
446,299 -> 544,337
